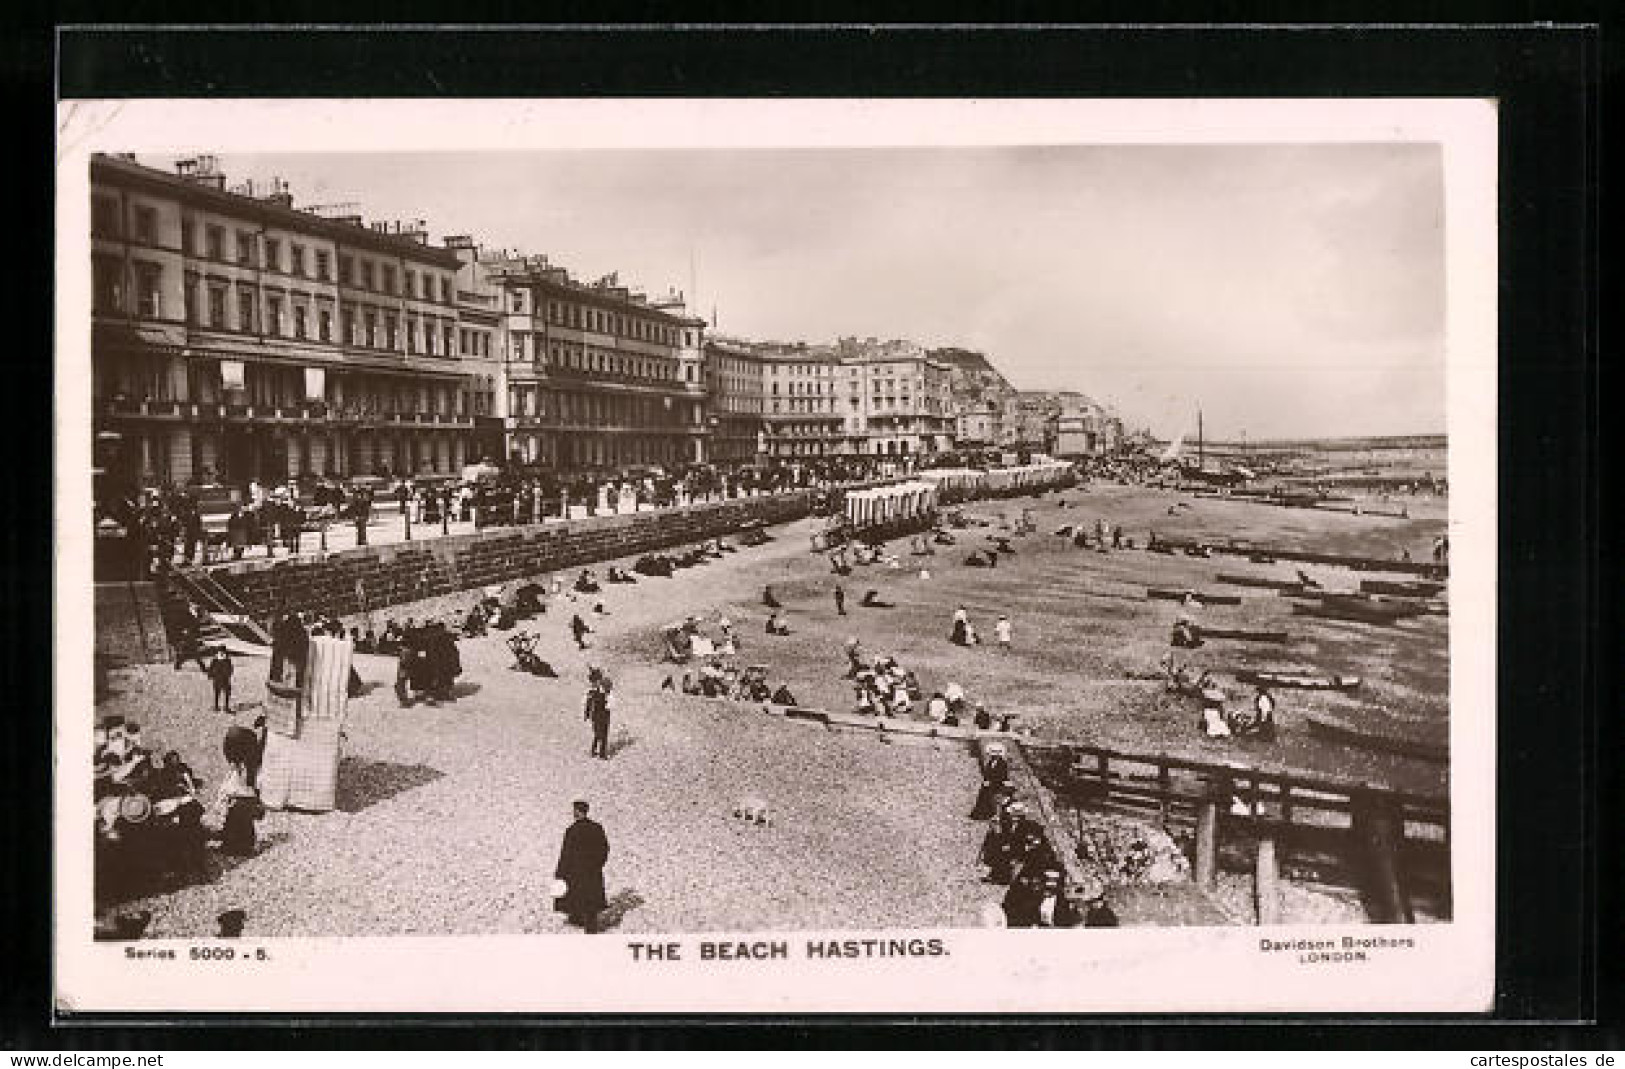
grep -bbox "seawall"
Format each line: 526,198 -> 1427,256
208,491 -> 817,622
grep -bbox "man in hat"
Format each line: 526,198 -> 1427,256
979,801 -> 1024,884
1001,870 -> 1045,928
970,743 -> 1011,820
833,582 -> 847,616
554,800 -> 610,933
206,647 -> 234,712
585,675 -> 613,760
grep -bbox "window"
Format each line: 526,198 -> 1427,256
92,255 -> 123,313
133,205 -> 157,244
291,244 -> 306,276
206,226 -> 225,260
511,292 -> 523,312
384,313 -> 398,350
364,311 -> 377,347
421,274 -> 431,300
91,196 -> 121,237
236,230 -> 255,265
293,304 -> 308,339
208,285 -> 226,328
444,324 -> 455,356
361,261 -> 374,290
339,256 -> 354,285
406,316 -> 417,354
316,250 -> 331,281
319,308 -> 332,342
342,310 -> 356,345
264,238 -> 281,272
266,294 -> 283,336
382,264 -> 395,294
439,277 -> 450,303
236,283 -> 256,331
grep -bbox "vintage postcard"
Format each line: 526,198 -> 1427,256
55,97 -> 1496,1014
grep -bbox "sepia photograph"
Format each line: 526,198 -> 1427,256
55,97 -> 1497,1014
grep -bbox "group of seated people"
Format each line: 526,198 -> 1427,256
634,540 -> 736,578
850,654 -> 924,718
1199,686 -> 1278,740
666,659 -> 797,706
666,615 -> 737,660
850,540 -> 899,567
927,683 -> 1005,730
1163,657 -> 1279,740
456,583 -> 549,638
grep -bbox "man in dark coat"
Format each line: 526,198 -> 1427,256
207,647 -> 234,712
555,800 -> 610,932
585,677 -> 612,760
969,745 -> 1011,820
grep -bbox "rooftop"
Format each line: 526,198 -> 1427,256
92,153 -> 462,267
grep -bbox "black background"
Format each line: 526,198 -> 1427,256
3,15 -> 1608,1049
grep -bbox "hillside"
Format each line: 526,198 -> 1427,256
930,347 -> 1015,395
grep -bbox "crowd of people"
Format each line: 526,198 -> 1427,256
94,709 -> 275,908
970,745 -> 1119,929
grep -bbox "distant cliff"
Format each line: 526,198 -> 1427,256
930,347 -> 1015,397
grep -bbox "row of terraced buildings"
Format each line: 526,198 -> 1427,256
88,153 -> 1119,497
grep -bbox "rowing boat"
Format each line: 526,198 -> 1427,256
1146,588 -> 1242,606
1291,598 -> 1423,624
1215,573 -> 1303,591
1233,669 -> 1361,691
1194,626 -> 1288,643
1359,578 -> 1445,598
1306,714 -> 1447,763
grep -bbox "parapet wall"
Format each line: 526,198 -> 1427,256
209,492 -> 816,622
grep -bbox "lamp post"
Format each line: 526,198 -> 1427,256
404,493 -> 412,542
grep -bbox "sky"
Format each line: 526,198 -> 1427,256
201,145 -> 1445,441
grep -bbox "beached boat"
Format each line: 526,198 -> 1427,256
1215,573 -> 1303,591
1233,669 -> 1361,691
1306,714 -> 1447,763
1193,626 -> 1289,644
1146,588 -> 1242,606
1291,597 -> 1423,624
1359,578 -> 1445,598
